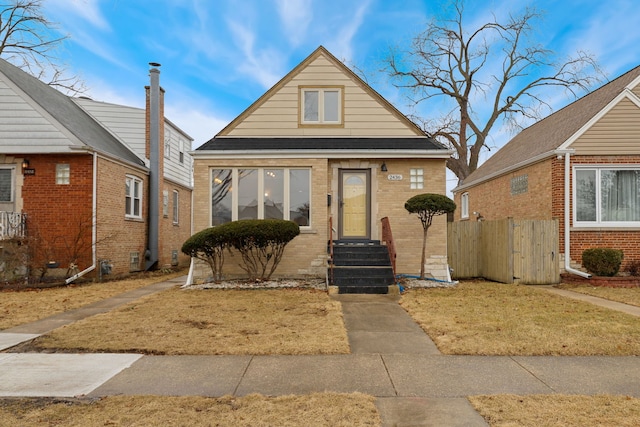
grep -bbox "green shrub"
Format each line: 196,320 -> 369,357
222,219 -> 300,281
581,248 -> 624,277
181,227 -> 228,282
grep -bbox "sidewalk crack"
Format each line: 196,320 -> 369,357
233,355 -> 253,395
380,355 -> 399,396
509,356 -> 556,392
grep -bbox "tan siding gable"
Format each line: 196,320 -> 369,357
570,97 -> 640,155
223,48 -> 422,137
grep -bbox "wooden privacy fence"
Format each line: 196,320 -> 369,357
447,218 -> 559,284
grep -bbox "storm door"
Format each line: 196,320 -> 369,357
338,169 -> 370,239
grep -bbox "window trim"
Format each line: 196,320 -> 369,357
172,190 -> 179,224
210,167 -> 311,227
125,175 -> 143,219
299,85 -> 344,127
573,165 -> 640,228
461,192 -> 469,219
0,167 -> 14,203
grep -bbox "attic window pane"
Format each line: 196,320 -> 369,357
304,91 -> 319,121
324,90 -> 339,122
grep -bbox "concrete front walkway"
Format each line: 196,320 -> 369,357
1,278 -> 640,426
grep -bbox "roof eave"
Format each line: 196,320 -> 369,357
191,149 -> 453,160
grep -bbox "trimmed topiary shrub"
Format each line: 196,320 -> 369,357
181,227 -> 228,282
222,219 -> 300,281
582,248 -> 624,277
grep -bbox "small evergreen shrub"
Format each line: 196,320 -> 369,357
581,248 -> 624,277
181,227 -> 228,282
626,260 -> 640,277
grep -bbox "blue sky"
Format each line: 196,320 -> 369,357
43,0 -> 640,160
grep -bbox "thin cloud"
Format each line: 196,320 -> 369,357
46,0 -> 111,31
275,0 -> 313,47
326,0 -> 371,61
226,19 -> 284,89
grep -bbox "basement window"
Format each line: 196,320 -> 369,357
130,251 -> 140,272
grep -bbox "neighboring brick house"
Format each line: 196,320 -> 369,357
452,65 -> 640,275
191,46 -> 452,287
0,59 -> 193,282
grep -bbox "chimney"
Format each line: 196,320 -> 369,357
145,62 -> 163,270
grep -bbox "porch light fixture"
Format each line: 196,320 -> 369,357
21,159 -> 29,170
381,162 -> 387,172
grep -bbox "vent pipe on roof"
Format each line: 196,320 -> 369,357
145,62 -> 161,270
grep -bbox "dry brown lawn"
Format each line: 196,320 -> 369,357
400,281 -> 640,355
469,394 -> 640,427
31,288 -> 349,355
0,393 -> 380,427
0,271 -> 185,330
557,283 -> 640,307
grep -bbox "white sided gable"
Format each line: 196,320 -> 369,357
220,47 -> 424,138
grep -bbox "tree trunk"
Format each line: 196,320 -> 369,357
420,227 -> 428,279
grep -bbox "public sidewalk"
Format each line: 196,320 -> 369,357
1,279 -> 640,426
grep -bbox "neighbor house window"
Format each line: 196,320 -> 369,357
163,190 -> 169,217
510,174 -> 528,195
0,168 -> 12,202
56,164 -> 70,184
300,87 -> 342,124
461,192 -> 469,219
164,129 -> 172,158
179,138 -> 185,163
410,168 -> 424,189
575,167 -> 640,226
211,168 -> 311,226
172,190 -> 179,224
125,175 -> 142,218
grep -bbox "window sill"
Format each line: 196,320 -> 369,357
571,226 -> 640,231
300,228 -> 317,234
125,216 -> 144,223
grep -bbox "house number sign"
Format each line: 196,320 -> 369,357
387,174 -> 403,181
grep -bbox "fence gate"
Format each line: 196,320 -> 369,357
448,219 -> 559,284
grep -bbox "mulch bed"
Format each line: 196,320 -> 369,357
560,273 -> 640,288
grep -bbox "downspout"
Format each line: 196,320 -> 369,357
66,152 -> 97,284
562,151 -> 591,278
145,63 -> 161,270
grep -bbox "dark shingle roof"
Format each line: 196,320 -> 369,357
0,58 -> 144,166
458,65 -> 640,189
197,137 -> 446,151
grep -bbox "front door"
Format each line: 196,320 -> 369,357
339,169 -> 370,239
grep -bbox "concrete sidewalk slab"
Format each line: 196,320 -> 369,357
0,353 -> 142,397
90,355 -> 252,397
376,397 -> 488,427
383,355 -> 552,397
235,355 -> 396,396
513,356 -> 640,396
0,333 -> 40,351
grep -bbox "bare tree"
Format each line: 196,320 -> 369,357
0,0 -> 85,94
386,0 -> 602,183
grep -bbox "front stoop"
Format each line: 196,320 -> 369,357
329,241 -> 396,294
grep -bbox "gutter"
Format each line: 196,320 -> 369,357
561,150 -> 591,279
66,152 -> 98,284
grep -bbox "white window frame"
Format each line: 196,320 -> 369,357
461,192 -> 469,219
211,167 -> 311,227
410,168 -> 424,190
164,129 -> 172,159
0,167 -> 14,203
125,175 -> 143,219
573,165 -> 640,228
56,164 -> 70,185
172,190 -> 179,224
162,190 -> 169,217
179,138 -> 185,163
300,87 -> 343,125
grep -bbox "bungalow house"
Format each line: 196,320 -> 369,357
0,59 -> 193,282
452,65 -> 640,276
190,46 -> 452,291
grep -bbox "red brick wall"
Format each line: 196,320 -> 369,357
555,155 -> 640,270
21,154 -> 94,270
159,180 -> 192,269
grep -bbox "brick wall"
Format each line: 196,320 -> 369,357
454,159 -> 554,222
158,179 -> 192,269
95,157 -> 148,275
21,153 -> 94,271
556,155 -> 640,270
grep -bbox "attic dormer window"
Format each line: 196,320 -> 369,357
300,86 -> 343,126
